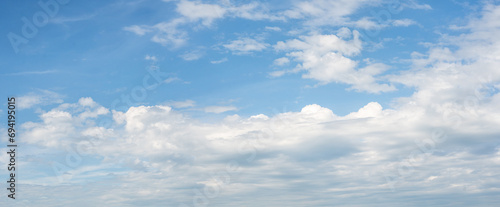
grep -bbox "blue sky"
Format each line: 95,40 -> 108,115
1,0 -> 500,206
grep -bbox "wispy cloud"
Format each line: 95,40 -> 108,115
392,19 -> 418,27
203,105 -> 238,113
124,0 -> 282,47
167,100 -> 196,108
180,49 -> 205,61
51,14 -> 96,24
224,37 -> 269,54
124,25 -> 151,36
17,89 -> 64,109
164,77 -> 181,83
210,58 -> 228,64
144,55 -> 157,61
4,70 -> 59,76
265,26 -> 281,32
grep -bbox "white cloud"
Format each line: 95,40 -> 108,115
224,38 -> 269,54
124,0 -> 427,49
144,55 -> 157,61
401,0 -> 432,10
17,90 -> 64,110
353,17 -> 382,30
275,0 -> 429,30
274,30 -> 362,56
78,97 -> 97,107
248,114 -> 269,121
180,50 -> 204,61
283,0 -> 380,27
123,25 -> 150,36
210,58 -> 228,64
273,57 -> 290,66
269,70 -> 286,77
168,100 -> 196,108
21,97 -> 109,147
150,19 -> 189,47
51,14 -> 96,24
274,29 -> 395,93
390,3 -> 500,106
227,1 -> 283,21
343,102 -> 383,119
15,53 -> 500,206
265,26 -> 281,32
4,70 -> 59,76
176,0 -> 226,26
17,89 -> 500,205
124,0 -> 281,47
175,0 -> 283,23
392,19 -> 417,27
164,77 -> 181,83
203,105 -> 238,113
124,19 -> 188,48
336,27 -> 353,39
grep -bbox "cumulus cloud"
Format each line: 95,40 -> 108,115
15,88 -> 500,205
21,97 -> 109,147
343,102 -> 383,119
274,29 -> 395,93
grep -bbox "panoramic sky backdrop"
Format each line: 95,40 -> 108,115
1,0 -> 500,206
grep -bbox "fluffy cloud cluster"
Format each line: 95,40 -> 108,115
10,85 -> 500,206
273,28 -> 395,93
21,97 -> 110,148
